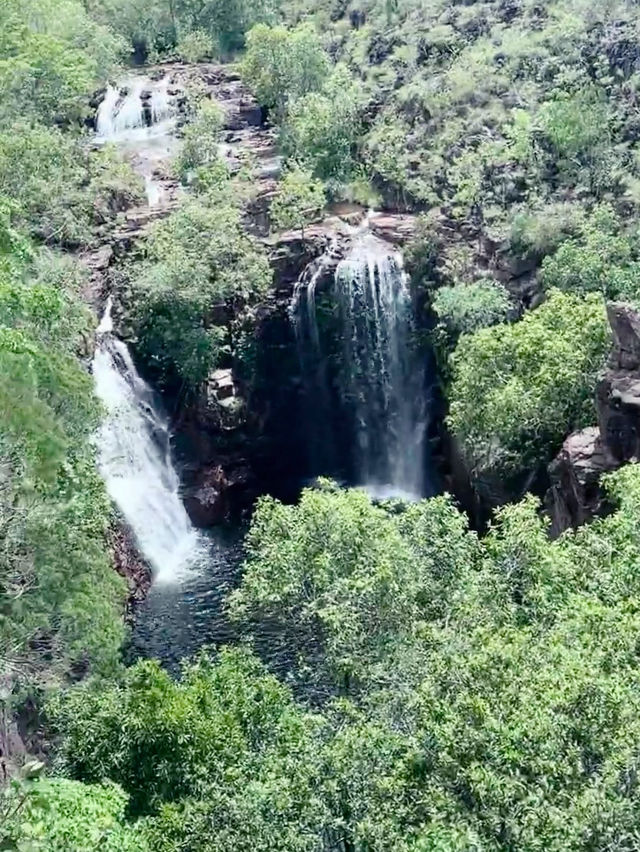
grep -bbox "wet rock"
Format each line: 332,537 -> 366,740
109,520 -> 152,616
198,369 -> 246,432
369,213 -> 417,244
184,462 -> 255,527
266,225 -> 348,291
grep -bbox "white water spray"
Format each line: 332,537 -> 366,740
96,84 -> 121,139
93,299 -> 200,584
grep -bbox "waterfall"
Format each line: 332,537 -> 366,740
112,77 -> 146,135
291,230 -> 428,499
96,84 -> 120,138
93,299 -> 200,583
337,235 -> 427,498
151,75 -> 171,124
290,239 -> 340,474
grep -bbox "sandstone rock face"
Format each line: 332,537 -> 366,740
369,213 -> 417,244
546,427 -> 616,537
547,302 -> 640,535
109,520 -> 152,615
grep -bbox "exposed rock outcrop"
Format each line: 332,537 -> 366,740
547,302 -> 640,535
109,520 -> 152,616
184,461 -> 256,526
546,427 -> 616,537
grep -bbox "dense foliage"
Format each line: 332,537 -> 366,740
0,217 -> 127,694
448,290 -> 611,483
33,465 -> 640,850
129,188 -> 271,395
9,1 -> 640,851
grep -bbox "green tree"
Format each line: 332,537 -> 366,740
447,290 -> 611,480
229,483 -> 478,690
1,777 -> 146,851
433,279 -> 511,339
241,23 -> 329,117
49,648 -> 325,822
541,205 -> 640,301
282,65 -> 362,181
130,192 -> 271,393
270,167 -> 326,236
0,0 -> 125,125
176,99 -> 225,181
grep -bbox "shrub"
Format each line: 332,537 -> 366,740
448,290 -> 611,478
541,205 -> 640,301
270,167 -> 326,234
131,194 -> 271,393
433,279 -> 511,337
282,66 -> 362,181
176,29 -> 216,62
176,99 -> 225,181
241,23 -> 329,116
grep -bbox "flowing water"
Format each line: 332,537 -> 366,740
94,74 -> 177,207
93,299 -> 200,584
291,227 -> 429,499
92,304 -> 261,672
91,84 -> 431,683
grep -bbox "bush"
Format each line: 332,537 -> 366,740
282,66 -> 362,181
448,290 -> 611,478
541,205 -> 640,301
176,99 -> 225,181
0,124 -> 91,245
0,778 -> 145,851
241,23 -> 329,116
433,279 -> 511,338
131,193 -> 271,393
176,29 -> 216,62
49,648 -> 322,818
270,167 -> 326,234
509,202 -> 585,260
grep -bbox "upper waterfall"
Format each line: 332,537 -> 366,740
92,300 -> 200,583
94,74 -> 177,207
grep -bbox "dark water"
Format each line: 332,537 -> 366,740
128,526 -> 329,699
128,527 -> 245,671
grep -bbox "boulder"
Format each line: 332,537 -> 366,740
266,225 -> 349,291
184,462 -> 255,527
606,301 -> 640,370
546,428 -> 616,537
368,213 -> 417,244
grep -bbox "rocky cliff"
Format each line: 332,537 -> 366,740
547,302 -> 640,536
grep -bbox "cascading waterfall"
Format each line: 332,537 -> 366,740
112,77 -> 146,134
95,84 -> 120,138
93,299 -> 200,583
290,237 -> 340,474
151,75 -> 171,124
291,229 -> 428,499
95,75 -> 176,207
